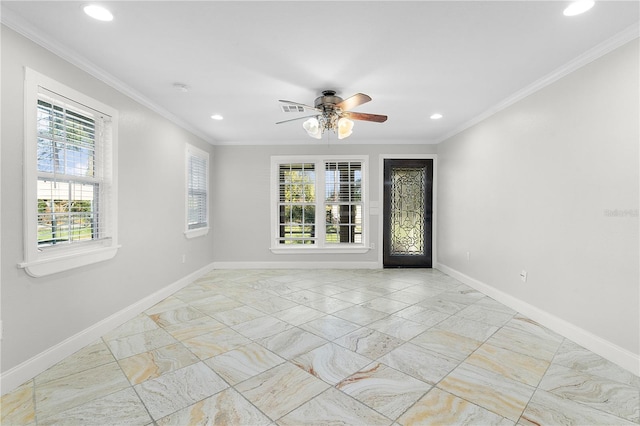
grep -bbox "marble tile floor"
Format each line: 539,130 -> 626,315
2,269 -> 639,425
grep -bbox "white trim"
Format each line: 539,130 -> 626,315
213,261 -> 379,270
270,247 -> 371,255
18,245 -> 120,278
0,262 -> 216,396
378,154 -> 438,268
435,24 -> 640,144
184,227 -> 210,239
215,138 -> 438,146
0,8 -> 215,145
436,262 -> 640,376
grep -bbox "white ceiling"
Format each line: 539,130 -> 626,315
2,1 -> 638,145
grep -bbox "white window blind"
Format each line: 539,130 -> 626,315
36,91 -> 112,247
186,144 -> 209,236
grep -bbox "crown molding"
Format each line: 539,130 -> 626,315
3,7 -> 636,148
435,23 -> 640,144
1,9 -> 216,145
214,137 -> 438,146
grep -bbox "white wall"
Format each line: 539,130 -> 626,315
1,26 -> 215,379
212,144 -> 437,267
437,39 -> 639,368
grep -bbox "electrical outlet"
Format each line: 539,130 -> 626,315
520,270 -> 528,282
466,251 -> 471,261
371,243 -> 375,250
182,254 -> 186,264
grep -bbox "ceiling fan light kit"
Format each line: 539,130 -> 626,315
302,115 -> 354,140
302,117 -> 322,139
337,117 -> 354,139
278,90 -> 387,140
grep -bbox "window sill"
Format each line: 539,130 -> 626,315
18,245 -> 120,277
270,246 -> 371,255
185,227 -> 209,239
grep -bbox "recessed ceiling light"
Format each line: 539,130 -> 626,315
430,113 -> 443,120
210,114 -> 224,121
563,0 -> 595,16
83,4 -> 114,21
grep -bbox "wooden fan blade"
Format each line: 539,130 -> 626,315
341,111 -> 388,123
278,100 -> 321,112
336,93 -> 371,111
276,114 -> 318,125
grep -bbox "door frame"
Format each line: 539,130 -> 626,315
377,154 -> 437,268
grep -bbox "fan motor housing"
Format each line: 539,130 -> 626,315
315,90 -> 343,112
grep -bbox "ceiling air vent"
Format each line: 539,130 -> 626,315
281,105 -> 305,113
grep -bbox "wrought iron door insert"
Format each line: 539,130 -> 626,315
383,159 -> 433,267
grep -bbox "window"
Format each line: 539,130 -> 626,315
278,162 -> 316,244
271,156 -> 369,253
185,144 -> 209,238
324,161 -> 363,244
20,69 -> 118,277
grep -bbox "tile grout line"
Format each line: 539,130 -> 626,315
514,335 -> 567,425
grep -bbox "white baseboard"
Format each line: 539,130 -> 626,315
0,262 -> 216,396
212,261 -> 380,270
436,262 -> 640,377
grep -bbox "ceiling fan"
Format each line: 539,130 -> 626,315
277,90 -> 387,139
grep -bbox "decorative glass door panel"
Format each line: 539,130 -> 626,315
390,167 -> 425,255
383,159 -> 433,267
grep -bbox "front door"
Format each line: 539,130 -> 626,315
383,159 -> 433,267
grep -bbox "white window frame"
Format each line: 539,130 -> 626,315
19,68 -> 119,277
270,155 -> 370,254
184,143 -> 210,238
